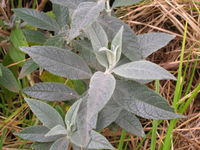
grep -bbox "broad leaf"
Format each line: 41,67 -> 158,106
15,126 -> 61,142
13,8 -> 59,32
115,110 -> 145,137
96,98 -> 122,130
25,98 -> 65,128
113,60 -> 176,80
112,0 -> 143,8
68,1 -> 105,41
45,34 -> 66,48
21,46 -> 92,80
0,64 -> 20,93
45,125 -> 67,137
50,137 -> 69,150
23,29 -> 47,44
113,81 -> 184,120
32,142 -> 53,150
18,59 -> 39,79
137,32 -> 176,58
24,82 -> 78,101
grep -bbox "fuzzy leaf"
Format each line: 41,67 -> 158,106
15,126 -> 61,142
113,60 -> 176,80
112,0 -> 143,8
25,98 -> 65,128
13,8 -> 59,32
113,81 -> 185,120
45,34 -> 66,48
32,142 -> 53,150
18,59 -> 39,79
21,46 -> 92,80
24,82 -> 78,101
68,1 -> 105,41
137,32 -> 176,58
0,64 -> 20,93
45,125 -> 67,137
115,110 -> 145,137
50,137 -> 69,150
23,29 -> 47,44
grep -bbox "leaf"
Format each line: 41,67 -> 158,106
24,82 -> 78,101
112,0 -> 143,8
13,8 -> 59,32
45,34 -> 66,48
50,137 -> 69,150
32,142 -> 53,150
8,46 -> 25,65
96,98 -> 122,130
113,60 -> 176,80
25,98 -> 65,128
10,29 -> 28,48
68,1 -> 105,41
0,65 -> 2,76
18,59 -> 39,79
98,15 -> 141,61
115,110 -> 145,137
23,29 -> 47,44
21,46 -> 92,80
113,80 -> 185,120
45,125 -> 67,137
15,126 -> 61,142
65,100 -> 82,132
137,32 -> 176,58
0,64 -> 20,93
72,40 -> 103,71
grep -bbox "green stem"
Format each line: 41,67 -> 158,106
118,129 -> 127,150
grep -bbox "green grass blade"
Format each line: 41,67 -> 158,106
118,129 -> 127,150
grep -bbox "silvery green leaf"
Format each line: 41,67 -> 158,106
96,98 -> 122,130
24,82 -> 78,101
45,34 -> 66,48
18,59 -> 39,79
137,32 -> 176,58
112,0 -> 143,8
72,40 -> 103,71
99,47 -> 115,68
111,26 -> 124,63
25,98 -> 65,128
20,46 -> 92,80
50,137 -> 69,150
53,4 -> 69,28
13,8 -> 59,32
0,64 -> 20,93
23,29 -> 47,44
14,126 -> 61,142
113,60 -> 176,80
115,110 -> 145,137
65,100 -> 82,132
45,125 -> 67,137
113,80 -> 185,120
98,15 -> 141,61
32,142 -> 53,150
68,1 -> 105,41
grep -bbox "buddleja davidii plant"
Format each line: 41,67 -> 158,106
13,0 -> 185,149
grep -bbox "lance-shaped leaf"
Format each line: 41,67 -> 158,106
45,125 -> 67,137
24,82 -> 78,101
137,32 -> 176,58
50,137 -> 69,150
98,15 -> 141,61
113,81 -> 184,120
18,59 -> 39,79
14,126 -> 62,142
113,60 -> 176,80
68,1 -> 105,41
96,98 -> 122,130
23,29 -> 47,44
115,110 -> 145,137
112,0 -> 143,8
21,46 -> 92,80
25,98 -> 65,128
13,8 -> 59,32
32,142 -> 53,150
0,64 -> 20,93
45,34 -> 66,48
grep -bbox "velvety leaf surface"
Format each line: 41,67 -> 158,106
113,81 -> 184,120
115,110 -> 145,137
21,46 -> 92,80
25,98 -> 65,128
45,125 -> 67,137
24,82 -> 78,101
13,8 -> 59,32
23,29 -> 47,44
113,60 -> 176,80
49,137 -> 69,150
112,0 -> 143,8
32,142 -> 53,150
